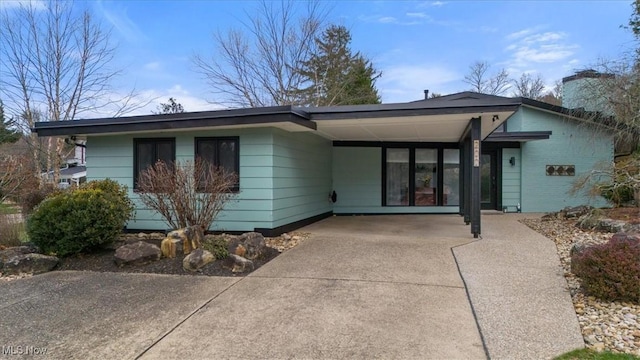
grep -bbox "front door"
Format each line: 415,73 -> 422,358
481,150 -> 498,210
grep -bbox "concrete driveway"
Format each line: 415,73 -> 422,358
0,214 -> 582,359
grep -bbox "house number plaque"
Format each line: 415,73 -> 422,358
473,140 -> 480,167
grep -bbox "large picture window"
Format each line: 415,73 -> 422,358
383,146 -> 459,207
195,137 -> 240,191
134,138 -> 175,189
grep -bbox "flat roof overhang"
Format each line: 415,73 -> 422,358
310,105 -> 519,142
33,106 -> 316,138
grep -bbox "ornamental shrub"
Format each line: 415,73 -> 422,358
571,234 -> 640,303
27,180 -> 134,257
202,236 -> 229,260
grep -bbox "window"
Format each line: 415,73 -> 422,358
443,149 -> 460,205
134,138 -> 175,189
383,146 -> 459,207
385,149 -> 410,205
195,137 -> 240,191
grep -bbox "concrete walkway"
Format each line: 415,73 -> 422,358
0,214 -> 583,359
454,213 -> 584,359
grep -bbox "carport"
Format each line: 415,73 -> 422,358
308,94 -> 521,237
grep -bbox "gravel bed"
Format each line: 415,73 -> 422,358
522,217 -> 640,355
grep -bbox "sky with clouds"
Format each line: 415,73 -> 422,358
1,0 -> 637,116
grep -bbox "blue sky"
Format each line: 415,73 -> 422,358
3,0 -> 637,115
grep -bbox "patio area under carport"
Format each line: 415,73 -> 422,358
309,96 -> 521,238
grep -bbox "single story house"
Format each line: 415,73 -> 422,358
33,75 -> 613,238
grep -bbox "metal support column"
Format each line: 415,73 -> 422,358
470,117 -> 482,238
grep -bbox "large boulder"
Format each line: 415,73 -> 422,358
610,232 -> 640,244
227,232 -> 267,260
0,244 -> 40,261
222,254 -> 254,273
182,248 -> 214,272
2,253 -> 59,275
114,241 -> 161,267
166,226 -> 204,255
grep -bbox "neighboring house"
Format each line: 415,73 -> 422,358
41,143 -> 87,189
33,73 -> 613,237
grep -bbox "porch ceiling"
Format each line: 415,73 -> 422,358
313,111 -> 515,142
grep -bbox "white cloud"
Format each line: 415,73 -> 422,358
503,28 -> 579,70
378,16 -> 397,23
95,1 -> 146,42
406,12 -> 427,18
378,65 -> 459,103
143,62 -> 162,71
78,85 -> 221,119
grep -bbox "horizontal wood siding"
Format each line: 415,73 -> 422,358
86,128 -> 275,232
518,107 -> 613,212
271,129 -> 333,228
501,148 -> 521,209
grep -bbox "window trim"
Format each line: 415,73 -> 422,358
382,144 -> 460,207
133,138 -> 176,190
194,136 -> 240,193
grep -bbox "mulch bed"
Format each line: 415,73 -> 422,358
55,246 -> 280,277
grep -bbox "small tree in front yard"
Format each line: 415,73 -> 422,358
136,158 -> 237,230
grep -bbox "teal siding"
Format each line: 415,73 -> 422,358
87,128 -> 276,232
501,148 -> 521,209
518,106 -> 613,212
271,129 -> 333,228
332,147 -> 458,214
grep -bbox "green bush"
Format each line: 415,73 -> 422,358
27,180 -> 134,257
571,234 -> 640,303
599,183 -> 635,206
202,236 -> 229,260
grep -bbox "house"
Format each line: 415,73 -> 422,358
33,74 -> 614,238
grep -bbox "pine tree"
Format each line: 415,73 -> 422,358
0,100 -> 20,144
297,25 -> 381,106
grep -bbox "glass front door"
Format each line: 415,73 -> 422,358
481,151 -> 498,210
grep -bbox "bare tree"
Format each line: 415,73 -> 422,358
539,80 -> 563,106
193,0 -> 327,107
463,61 -> 511,95
0,1 -> 140,184
512,73 -> 546,99
137,158 -> 237,230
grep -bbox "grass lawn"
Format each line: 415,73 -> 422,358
0,202 -> 19,215
555,349 -> 640,360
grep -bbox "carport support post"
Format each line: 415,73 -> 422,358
470,117 -> 481,238
460,138 -> 470,224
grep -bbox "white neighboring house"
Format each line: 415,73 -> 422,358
42,143 -> 87,189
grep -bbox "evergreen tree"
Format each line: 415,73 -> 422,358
0,100 -> 20,144
297,25 -> 381,106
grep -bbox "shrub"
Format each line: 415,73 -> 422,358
27,180 -> 134,257
571,235 -> 640,303
0,215 -> 24,248
599,183 -> 635,206
202,236 -> 229,260
19,183 -> 60,215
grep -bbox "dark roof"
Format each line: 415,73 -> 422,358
60,166 -> 86,177
32,91 -> 615,137
562,70 -> 615,83
34,106 -> 314,137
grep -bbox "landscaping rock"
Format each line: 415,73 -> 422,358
227,232 -> 266,260
160,237 -> 184,259
222,254 -> 254,273
166,225 -> 204,255
182,248 -> 214,272
610,232 -> 640,244
114,241 -> 161,267
2,253 -> 59,275
0,244 -> 40,262
564,205 -> 593,219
